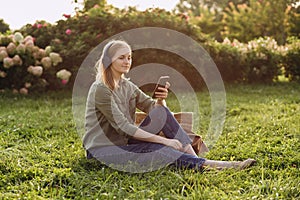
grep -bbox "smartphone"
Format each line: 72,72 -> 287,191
151,75 -> 170,98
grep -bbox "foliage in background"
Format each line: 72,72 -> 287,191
174,0 -> 299,83
186,2 -> 223,41
283,37 -> 300,81
205,37 -> 286,83
175,0 -> 299,44
18,2 -> 208,92
0,0 -> 299,93
287,5 -> 300,38
0,19 -> 10,34
222,0 -> 289,45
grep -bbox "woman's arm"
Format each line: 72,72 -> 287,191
133,128 -> 183,151
155,98 -> 167,107
133,82 -> 182,149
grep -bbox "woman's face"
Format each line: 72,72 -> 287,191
111,52 -> 132,75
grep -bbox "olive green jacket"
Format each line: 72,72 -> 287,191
83,78 -> 156,150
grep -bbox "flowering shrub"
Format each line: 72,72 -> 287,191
205,37 -> 287,83
205,38 -> 244,82
18,5 -> 208,91
242,37 -> 283,82
0,32 -> 71,94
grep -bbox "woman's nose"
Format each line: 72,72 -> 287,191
124,58 -> 130,64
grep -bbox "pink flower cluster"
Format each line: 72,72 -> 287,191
65,29 -> 72,35
32,23 -> 48,29
1,46 -> 23,69
62,14 -> 73,35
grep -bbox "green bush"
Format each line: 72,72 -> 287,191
283,37 -> 300,81
0,19 -> 10,34
205,37 -> 284,83
243,37 -> 282,83
205,39 -> 244,83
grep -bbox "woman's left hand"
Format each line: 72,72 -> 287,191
154,82 -> 170,100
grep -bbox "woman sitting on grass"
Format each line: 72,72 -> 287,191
83,40 -> 256,172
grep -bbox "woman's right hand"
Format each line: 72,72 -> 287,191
133,129 -> 183,151
162,138 -> 183,151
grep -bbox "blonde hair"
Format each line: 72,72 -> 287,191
95,40 -> 131,90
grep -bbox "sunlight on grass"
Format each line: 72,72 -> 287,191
0,84 -> 299,199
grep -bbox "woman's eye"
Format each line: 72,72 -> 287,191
119,56 -> 131,60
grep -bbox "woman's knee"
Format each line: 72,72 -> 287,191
149,106 -> 172,119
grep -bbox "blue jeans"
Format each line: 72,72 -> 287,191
87,106 -> 206,172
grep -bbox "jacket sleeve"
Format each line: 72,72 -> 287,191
94,84 -> 138,137
134,85 -> 156,114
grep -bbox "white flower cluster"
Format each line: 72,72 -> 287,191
56,69 -> 72,84
0,46 -> 23,69
0,32 -> 71,94
220,36 -> 290,59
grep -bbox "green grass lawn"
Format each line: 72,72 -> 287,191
0,83 -> 299,199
